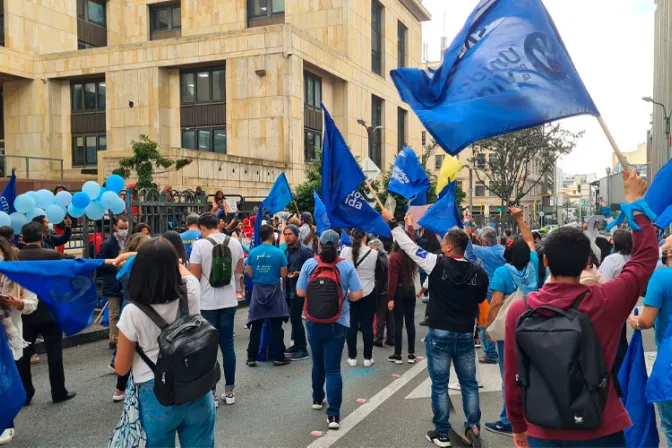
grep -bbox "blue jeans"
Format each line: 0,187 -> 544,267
425,329 -> 481,436
658,401 -> 672,447
138,380 -> 215,448
480,327 -> 498,361
306,321 -> 347,417
201,307 -> 236,390
496,341 -> 510,426
528,431 -> 625,447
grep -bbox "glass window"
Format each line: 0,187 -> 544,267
73,137 -> 86,165
86,136 -> 98,164
435,155 -> 444,170
249,0 -> 267,17
314,80 -> 321,106
87,0 -> 105,25
98,135 -> 107,151
212,69 -> 225,101
214,129 -> 226,154
84,83 -> 96,110
272,0 -> 285,13
475,181 -> 486,197
182,130 -> 196,149
306,77 -> 314,106
152,8 -> 170,31
196,72 -> 210,103
198,129 -> 211,151
72,84 -> 83,112
181,73 -> 195,103
398,22 -> 407,68
77,0 -> 85,19
97,81 -> 106,110
172,7 -> 181,28
371,0 -> 383,75
397,108 -> 407,151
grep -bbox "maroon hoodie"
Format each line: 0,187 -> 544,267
504,214 -> 658,441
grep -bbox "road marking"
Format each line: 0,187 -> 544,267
306,359 -> 428,448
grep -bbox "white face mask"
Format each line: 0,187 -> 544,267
117,229 -> 128,238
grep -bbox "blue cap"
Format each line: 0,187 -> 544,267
319,229 -> 340,246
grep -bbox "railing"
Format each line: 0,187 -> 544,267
0,154 -> 64,179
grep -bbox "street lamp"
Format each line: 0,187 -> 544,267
642,96 -> 671,136
357,119 -> 383,166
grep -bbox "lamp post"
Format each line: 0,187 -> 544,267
606,167 -> 611,212
643,96 -> 671,136
357,119 -> 383,167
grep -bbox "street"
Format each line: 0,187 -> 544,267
12,304 -> 661,448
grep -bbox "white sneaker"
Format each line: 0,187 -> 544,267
221,391 -> 235,405
0,428 -> 15,445
213,392 -> 219,409
347,358 -> 357,367
363,359 -> 374,367
448,382 -> 461,391
112,389 -> 125,402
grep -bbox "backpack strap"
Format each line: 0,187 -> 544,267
354,249 -> 372,268
177,291 -> 189,318
205,237 -> 218,246
223,235 -> 231,247
135,344 -> 157,372
570,291 -> 590,311
133,302 -> 170,330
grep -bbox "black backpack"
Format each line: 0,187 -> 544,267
134,294 -> 221,406
515,292 -> 609,430
205,236 -> 233,287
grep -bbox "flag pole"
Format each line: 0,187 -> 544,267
365,179 -> 386,210
597,116 -> 630,174
293,199 -> 301,215
93,301 -> 108,325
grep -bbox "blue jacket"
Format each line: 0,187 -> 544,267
285,244 -> 313,300
98,235 -> 122,298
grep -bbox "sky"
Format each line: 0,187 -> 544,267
419,0 -> 655,177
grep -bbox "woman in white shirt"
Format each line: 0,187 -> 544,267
340,230 -> 379,367
114,238 -> 214,448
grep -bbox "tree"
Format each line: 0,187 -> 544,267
469,124 -> 582,205
293,151 -> 322,213
112,135 -> 193,190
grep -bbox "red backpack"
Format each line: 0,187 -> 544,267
304,257 -> 345,324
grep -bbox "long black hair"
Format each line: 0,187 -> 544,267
162,230 -> 188,265
612,230 -> 632,256
128,238 -> 184,305
0,236 -> 16,261
423,228 -> 442,254
320,242 -> 338,263
351,229 -> 367,263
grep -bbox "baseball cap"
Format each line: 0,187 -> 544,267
320,229 -> 340,246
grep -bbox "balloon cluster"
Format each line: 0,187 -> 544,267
7,174 -> 126,233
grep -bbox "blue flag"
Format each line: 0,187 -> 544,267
391,0 -> 599,156
313,189 -> 330,236
419,182 -> 463,237
0,259 -> 104,335
647,321 -> 672,404
1,169 -> 16,214
253,207 -> 264,248
618,322 -> 659,448
263,173 -> 293,214
340,230 -> 352,247
388,147 -> 431,200
0,328 -> 25,433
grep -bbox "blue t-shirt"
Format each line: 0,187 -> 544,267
490,251 -> 539,296
467,242 -> 506,280
180,229 -> 201,257
644,268 -> 672,347
245,244 -> 288,286
297,258 -> 363,328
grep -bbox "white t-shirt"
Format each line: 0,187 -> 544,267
189,232 -> 244,310
117,275 -> 201,384
340,246 -> 378,297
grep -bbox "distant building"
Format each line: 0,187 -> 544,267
650,0 -> 671,179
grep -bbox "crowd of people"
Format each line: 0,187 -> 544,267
0,169 -> 671,448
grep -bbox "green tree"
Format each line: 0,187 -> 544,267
112,135 -> 193,189
293,150 -> 322,213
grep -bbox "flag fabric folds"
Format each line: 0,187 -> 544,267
387,147 -> 431,201
617,323 -> 659,448
313,189 -> 331,236
391,0 -> 599,156
341,230 -> 352,247
0,328 -> 25,433
419,181 -> 463,237
0,258 -> 104,335
646,322 -> 672,404
263,173 -> 293,214
436,155 -> 463,196
1,169 -> 16,214
321,104 -> 390,237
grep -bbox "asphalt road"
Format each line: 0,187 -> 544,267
11,301 -> 662,448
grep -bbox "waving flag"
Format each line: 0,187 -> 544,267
0,259 -> 104,335
647,322 -> 672,404
313,189 -> 331,235
436,155 -> 463,196
419,182 -> 463,237
0,169 -> 16,214
0,328 -> 25,433
341,230 -> 352,247
263,173 -> 293,214
391,0 -> 599,156
388,147 -> 431,201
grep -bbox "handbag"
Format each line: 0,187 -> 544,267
109,375 -> 147,448
486,289 -> 523,341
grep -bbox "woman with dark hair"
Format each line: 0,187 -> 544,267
113,238 -> 213,447
387,236 -> 418,364
211,190 -> 230,216
162,230 -> 188,266
133,223 -> 151,236
340,229 -> 378,367
600,229 -> 633,281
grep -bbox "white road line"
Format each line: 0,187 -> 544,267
306,359 -> 428,448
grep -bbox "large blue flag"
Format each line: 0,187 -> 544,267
263,173 -> 293,214
1,169 -> 16,214
618,321 -> 659,448
328,191 -> 391,237
313,189 -> 330,236
341,230 -> 352,247
253,207 -> 264,248
419,182 -> 463,237
0,259 -> 104,335
388,147 -> 431,201
647,321 -> 672,404
391,0 -> 599,156
0,328 -> 25,433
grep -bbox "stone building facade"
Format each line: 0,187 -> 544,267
0,0 -> 430,196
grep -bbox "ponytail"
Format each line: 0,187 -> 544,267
351,230 -> 365,263
320,243 -> 338,263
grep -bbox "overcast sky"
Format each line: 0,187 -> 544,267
420,0 -> 655,177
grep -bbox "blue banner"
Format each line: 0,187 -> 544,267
313,189 -> 330,236
387,147 -> 431,201
391,0 -> 599,156
1,169 -> 16,214
263,173 -> 293,214
419,182 -> 463,237
0,328 -> 25,433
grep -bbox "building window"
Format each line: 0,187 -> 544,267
72,134 -> 106,167
150,3 -> 181,40
77,0 -> 107,48
70,77 -> 106,168
248,0 -> 285,27
0,12 -> 4,47
180,68 -> 225,105
371,95 -> 384,168
397,108 -> 407,152
72,79 -> 106,113
304,130 -> 322,163
489,183 -> 497,197
181,128 -> 227,154
475,181 -> 486,197
180,67 -> 226,153
371,0 -> 383,76
304,72 -> 323,162
475,153 -> 486,169
398,22 -> 407,68
435,154 -> 444,170
78,0 -> 105,25
422,131 -> 427,147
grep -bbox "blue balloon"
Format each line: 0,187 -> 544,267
26,191 -> 39,202
106,174 -> 125,194
36,189 -> 55,209
85,201 -> 105,221
96,187 -> 107,201
26,208 -> 45,221
9,212 -> 26,233
72,192 -> 91,209
82,181 -> 101,200
100,191 -> 119,209
13,194 -> 35,214
109,197 -> 126,214
0,212 -> 10,228
67,204 -> 85,218
55,191 -> 72,208
45,204 -> 66,224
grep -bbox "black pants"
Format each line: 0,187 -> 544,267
374,291 -> 394,344
17,320 -> 68,402
117,373 -> 130,391
247,318 -> 286,362
347,293 -> 376,360
393,285 -> 416,356
290,297 -> 307,350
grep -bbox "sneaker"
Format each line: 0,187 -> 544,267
425,429 -> 451,447
273,359 -> 291,367
478,356 -> 497,364
0,428 -> 15,445
30,354 -> 40,364
246,360 -> 257,367
222,391 -> 236,405
408,354 -> 417,364
465,425 -> 482,448
312,399 -> 325,410
484,421 -> 512,436
112,389 -> 125,402
290,349 -> 309,360
372,340 -> 383,347
285,345 -> 298,355
388,354 -> 403,364
419,319 -> 429,327
108,361 -> 115,373
347,358 -> 357,367
214,396 -> 219,409
363,359 -> 374,367
474,339 -> 482,348
327,415 -> 340,430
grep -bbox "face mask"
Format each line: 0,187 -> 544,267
47,223 -> 54,232
117,229 -> 128,238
